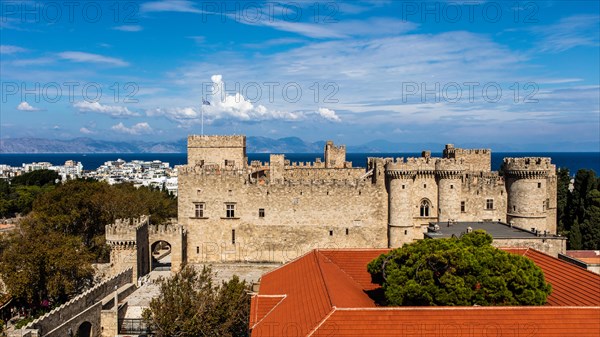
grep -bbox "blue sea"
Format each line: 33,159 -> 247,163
0,152 -> 598,174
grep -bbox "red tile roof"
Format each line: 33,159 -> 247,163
504,248 -> 600,306
251,248 -> 600,337
566,250 -> 600,264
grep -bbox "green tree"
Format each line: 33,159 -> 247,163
11,169 -> 60,187
367,230 -> 552,306
30,180 -> 177,261
142,266 -> 250,337
556,168 -> 571,233
569,220 -> 583,250
571,170 -> 598,224
581,189 -> 600,250
0,218 -> 94,308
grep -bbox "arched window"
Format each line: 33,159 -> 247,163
420,199 -> 431,217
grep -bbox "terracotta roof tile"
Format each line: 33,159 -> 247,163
311,307 -> 600,337
249,295 -> 286,328
251,248 -> 600,337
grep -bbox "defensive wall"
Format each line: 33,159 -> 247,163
11,268 -> 133,337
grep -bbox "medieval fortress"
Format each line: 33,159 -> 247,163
13,134 -> 562,336
107,134 -> 559,276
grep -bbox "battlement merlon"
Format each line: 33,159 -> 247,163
105,215 -> 150,243
502,157 -> 555,178
187,135 -> 247,169
187,134 -> 246,148
443,144 -> 491,172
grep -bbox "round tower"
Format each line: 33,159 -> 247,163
503,158 -> 554,234
436,160 -> 464,222
385,160 -> 416,248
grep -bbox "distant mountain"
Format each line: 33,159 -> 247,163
247,136 -> 324,153
0,137 -> 186,153
1,136 -> 597,154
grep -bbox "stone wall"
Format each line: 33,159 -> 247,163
175,136 -> 560,266
494,237 -> 566,257
178,169 -> 388,263
324,141 -> 347,168
443,144 -> 491,171
187,135 -> 247,169
504,157 -> 557,234
148,222 -> 186,273
11,269 -> 133,337
106,216 -> 150,280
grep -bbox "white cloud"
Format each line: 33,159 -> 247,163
141,0 -> 201,13
0,45 -> 28,54
17,102 -> 40,111
534,15 -> 600,53
111,122 -> 153,135
79,127 -> 96,134
73,101 -> 139,117
58,51 -> 129,67
187,36 -> 205,44
147,75 -> 307,126
113,25 -> 143,32
317,107 -> 341,122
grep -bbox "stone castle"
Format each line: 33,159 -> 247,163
107,134 -> 560,277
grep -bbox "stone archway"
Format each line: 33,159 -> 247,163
76,321 -> 92,337
151,240 -> 172,271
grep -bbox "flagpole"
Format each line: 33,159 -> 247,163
201,98 -> 204,136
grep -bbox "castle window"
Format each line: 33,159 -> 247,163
538,182 -> 542,188
420,200 -> 431,217
404,230 -> 408,235
232,229 -> 236,244
424,184 -> 427,188
461,201 -> 466,213
513,205 -> 516,212
226,203 -> 236,218
402,185 -> 405,189
450,185 -> 454,189
259,208 -> 265,218
197,246 -> 200,254
486,199 -> 494,210
329,230 -> 333,236
194,203 -> 205,218
346,228 -> 349,235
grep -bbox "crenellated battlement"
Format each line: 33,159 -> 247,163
20,268 -> 133,334
435,158 -> 465,178
187,134 -> 246,148
502,157 -> 554,178
105,215 -> 149,245
148,222 -> 185,236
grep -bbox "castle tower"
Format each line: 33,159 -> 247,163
503,158 -> 557,234
436,160 -> 464,222
105,216 -> 150,281
386,172 -> 414,248
187,135 -> 247,169
324,141 -> 346,168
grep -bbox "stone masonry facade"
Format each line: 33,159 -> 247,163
176,135 -> 557,264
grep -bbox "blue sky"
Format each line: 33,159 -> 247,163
1,0 -> 599,150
